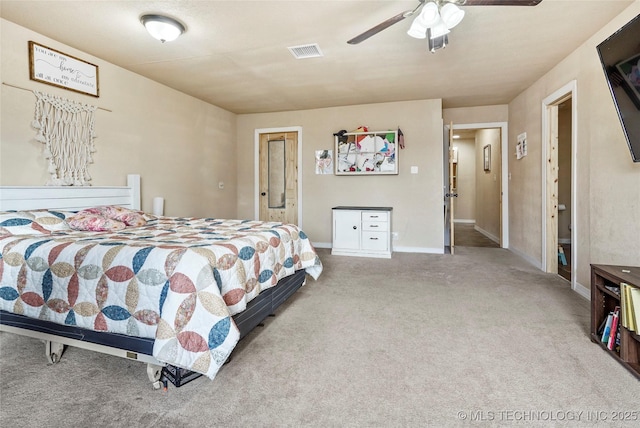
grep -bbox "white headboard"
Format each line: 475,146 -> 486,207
0,175 -> 141,211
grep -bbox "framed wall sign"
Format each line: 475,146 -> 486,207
29,41 -> 99,97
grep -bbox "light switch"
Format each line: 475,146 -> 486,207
411,166 -> 418,174
218,182 -> 224,189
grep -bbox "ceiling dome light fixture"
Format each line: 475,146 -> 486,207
141,14 -> 185,43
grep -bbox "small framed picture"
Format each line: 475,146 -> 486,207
483,144 -> 491,171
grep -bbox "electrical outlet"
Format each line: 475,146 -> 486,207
392,232 -> 399,240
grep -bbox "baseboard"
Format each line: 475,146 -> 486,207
474,225 -> 500,244
393,246 -> 444,254
508,246 -> 543,270
316,242 -> 444,254
312,242 -> 332,249
558,238 -> 572,244
573,281 -> 590,301
453,219 -> 475,224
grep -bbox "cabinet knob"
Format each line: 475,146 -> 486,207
353,226 -> 357,230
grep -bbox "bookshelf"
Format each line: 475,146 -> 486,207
590,264 -> 640,379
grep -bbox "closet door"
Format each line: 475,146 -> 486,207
258,131 -> 298,224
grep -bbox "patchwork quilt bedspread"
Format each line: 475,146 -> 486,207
0,217 -> 323,378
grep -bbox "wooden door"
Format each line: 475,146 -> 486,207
545,105 -> 559,274
259,131 -> 298,224
448,124 -> 456,254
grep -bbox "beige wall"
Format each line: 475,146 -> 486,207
508,2 -> 640,288
475,129 -> 501,241
0,19 -> 237,218
236,100 -> 445,251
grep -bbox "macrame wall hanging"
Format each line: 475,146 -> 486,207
32,90 -> 97,186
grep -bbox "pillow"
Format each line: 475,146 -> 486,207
76,205 -> 148,227
0,210 -> 72,236
99,205 -> 147,227
66,212 -> 126,232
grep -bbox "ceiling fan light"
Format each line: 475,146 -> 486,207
141,14 -> 185,43
440,3 -> 465,29
428,32 -> 448,53
407,19 -> 428,39
419,2 -> 441,28
428,18 -> 450,39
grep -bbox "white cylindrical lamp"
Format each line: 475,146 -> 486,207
152,197 -> 165,216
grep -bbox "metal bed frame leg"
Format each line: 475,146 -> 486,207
44,340 -> 164,389
45,340 -> 65,364
147,363 -> 164,389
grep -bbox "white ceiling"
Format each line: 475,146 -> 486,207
0,0 -> 633,114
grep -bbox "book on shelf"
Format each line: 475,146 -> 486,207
621,283 -> 638,332
621,283 -> 627,329
601,312 -> 614,343
597,316 -> 608,337
607,306 -> 620,350
629,286 -> 640,334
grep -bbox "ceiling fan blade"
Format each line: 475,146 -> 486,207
462,0 -> 542,5
347,11 -> 410,45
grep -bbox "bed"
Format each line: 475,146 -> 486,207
0,175 -> 323,387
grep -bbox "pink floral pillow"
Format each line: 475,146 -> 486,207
99,205 -> 147,227
72,206 -> 147,227
66,213 -> 126,232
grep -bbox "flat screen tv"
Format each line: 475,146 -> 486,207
596,13 -> 640,162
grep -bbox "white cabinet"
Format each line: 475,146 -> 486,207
332,207 -> 392,258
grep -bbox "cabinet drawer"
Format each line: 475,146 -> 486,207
362,221 -> 388,232
362,212 -> 388,222
362,231 -> 388,251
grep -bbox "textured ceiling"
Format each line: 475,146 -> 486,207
0,0 -> 633,114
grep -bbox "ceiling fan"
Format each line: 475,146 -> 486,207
347,0 -> 543,45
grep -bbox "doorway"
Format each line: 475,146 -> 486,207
542,81 -> 577,290
444,122 -> 509,252
557,99 -> 573,281
254,127 -> 302,226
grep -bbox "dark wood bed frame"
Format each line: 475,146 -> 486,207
0,175 -> 308,387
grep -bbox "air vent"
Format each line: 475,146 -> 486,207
288,44 -> 323,59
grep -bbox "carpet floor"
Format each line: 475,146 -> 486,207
1,247 -> 638,427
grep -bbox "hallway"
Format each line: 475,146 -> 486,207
454,223 -> 500,248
